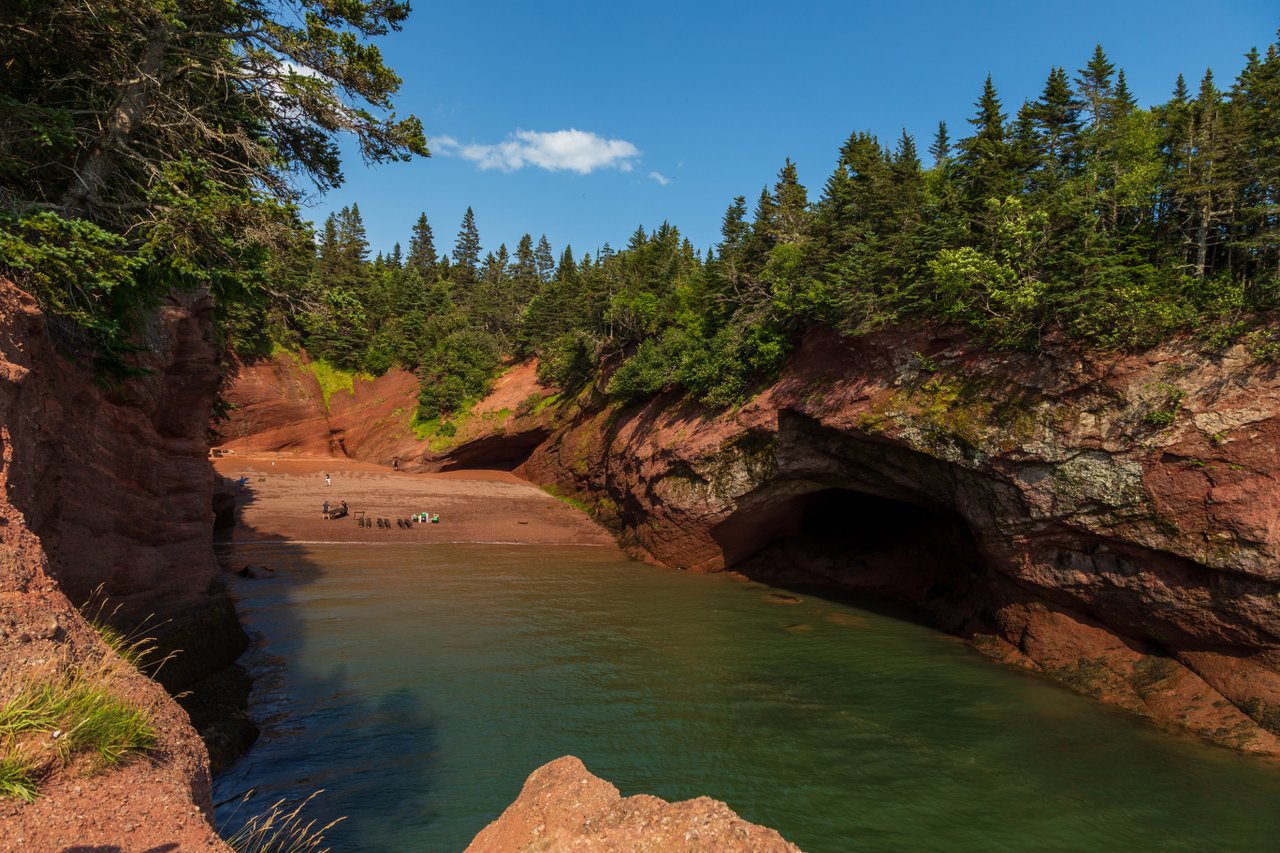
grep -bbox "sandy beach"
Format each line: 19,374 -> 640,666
212,452 -> 620,548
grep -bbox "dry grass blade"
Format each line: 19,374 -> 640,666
222,789 -> 346,853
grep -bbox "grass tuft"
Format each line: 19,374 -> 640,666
222,789 -> 345,853
0,755 -> 38,802
0,669 -> 156,800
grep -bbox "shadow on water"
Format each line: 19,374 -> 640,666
211,537 -> 443,851
206,496 -> 1280,853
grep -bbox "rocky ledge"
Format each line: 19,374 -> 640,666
516,324 -> 1280,753
465,756 -> 802,852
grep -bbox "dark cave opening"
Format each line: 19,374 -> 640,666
436,428 -> 551,472
716,487 -> 989,618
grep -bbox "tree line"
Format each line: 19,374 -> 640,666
2,4 -> 1277,419
261,33 -> 1280,422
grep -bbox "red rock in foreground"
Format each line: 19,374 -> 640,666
465,756 -> 802,853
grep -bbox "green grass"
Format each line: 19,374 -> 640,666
0,669 -> 156,801
87,618 -> 165,675
305,359 -> 372,410
0,755 -> 37,802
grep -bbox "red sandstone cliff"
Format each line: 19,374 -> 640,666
0,281 -> 227,848
518,325 -> 1280,753
219,325 -> 1280,754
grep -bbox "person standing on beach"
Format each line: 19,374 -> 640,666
325,472 -> 331,487
323,500 -> 330,519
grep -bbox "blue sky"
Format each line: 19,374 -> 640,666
313,1 -> 1278,261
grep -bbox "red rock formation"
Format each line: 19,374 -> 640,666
517,325 -> 1280,753
0,281 -> 227,849
218,351 -> 558,471
218,323 -> 1280,753
0,280 -> 246,695
464,756 -> 802,852
218,351 -> 425,462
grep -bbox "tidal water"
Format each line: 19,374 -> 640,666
213,543 -> 1280,852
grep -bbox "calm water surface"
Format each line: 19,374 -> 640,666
213,543 -> 1280,852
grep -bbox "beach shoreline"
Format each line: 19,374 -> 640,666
211,453 -> 620,549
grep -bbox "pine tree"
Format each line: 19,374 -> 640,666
1077,44 -> 1117,131
929,121 -> 951,164
773,158 -> 810,244
408,213 -> 438,281
958,75 -> 1014,222
1031,67 -> 1082,175
452,206 -> 482,280
535,234 -> 556,282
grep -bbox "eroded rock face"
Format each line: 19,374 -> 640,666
519,325 -> 1280,752
0,281 -> 227,849
0,279 -> 246,693
464,756 -> 802,852
218,353 -> 558,471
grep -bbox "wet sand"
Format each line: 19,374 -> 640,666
211,453 -> 620,548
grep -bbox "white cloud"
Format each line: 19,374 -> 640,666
434,129 -> 640,174
648,171 -> 671,186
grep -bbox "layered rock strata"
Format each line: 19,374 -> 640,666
517,326 -> 1280,753
218,324 -> 1280,753
0,280 -> 227,848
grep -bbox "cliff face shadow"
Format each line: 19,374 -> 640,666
715,486 -> 991,632
210,536 -> 443,852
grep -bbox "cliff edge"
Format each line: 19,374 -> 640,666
521,325 -> 1280,753
0,280 -> 231,848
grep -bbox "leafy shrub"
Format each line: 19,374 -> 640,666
415,329 -> 501,420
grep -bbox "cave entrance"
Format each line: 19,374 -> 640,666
437,428 -> 551,472
714,487 -> 987,608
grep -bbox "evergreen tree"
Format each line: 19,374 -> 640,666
1077,44 -> 1117,131
958,75 -> 1014,227
929,121 -> 952,164
535,235 -> 557,282
773,158 -> 810,244
408,213 -> 438,281
452,206 -> 482,282
1031,67 -> 1082,176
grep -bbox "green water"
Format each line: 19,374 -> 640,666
213,543 -> 1280,852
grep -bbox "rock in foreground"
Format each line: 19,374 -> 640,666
465,756 -> 802,852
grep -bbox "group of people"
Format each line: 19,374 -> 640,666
318,463 -> 424,525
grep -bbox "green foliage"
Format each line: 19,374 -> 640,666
0,668 -> 156,801
1141,383 -> 1187,427
0,212 -> 141,358
415,330 -> 501,420
306,359 -> 370,411
537,332 -> 596,390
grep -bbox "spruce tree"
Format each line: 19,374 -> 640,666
1077,44 -> 1117,131
1031,67 -> 1082,174
452,206 -> 482,280
773,158 -> 810,244
929,121 -> 952,164
535,235 -> 557,282
958,75 -> 1014,220
407,213 -> 438,281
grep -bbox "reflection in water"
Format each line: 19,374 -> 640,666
214,543 -> 1280,853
